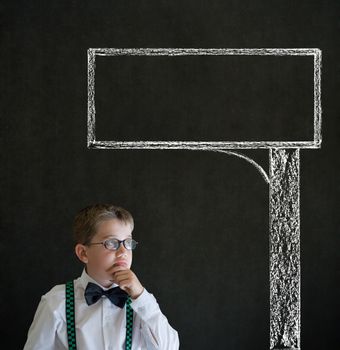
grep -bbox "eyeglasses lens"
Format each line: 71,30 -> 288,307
104,238 -> 137,250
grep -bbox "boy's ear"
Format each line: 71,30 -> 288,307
75,244 -> 89,264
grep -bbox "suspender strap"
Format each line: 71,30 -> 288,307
65,281 -> 77,350
125,296 -> 133,350
65,281 -> 134,350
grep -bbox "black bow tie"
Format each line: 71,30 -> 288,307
84,282 -> 129,308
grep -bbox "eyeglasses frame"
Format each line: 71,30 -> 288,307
86,238 -> 138,251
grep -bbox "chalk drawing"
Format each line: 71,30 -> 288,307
87,48 -> 322,150
87,48 -> 322,350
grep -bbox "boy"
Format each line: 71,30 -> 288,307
24,203 -> 179,350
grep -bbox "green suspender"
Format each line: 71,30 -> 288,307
125,297 -> 133,350
65,281 -> 77,350
65,281 -> 134,350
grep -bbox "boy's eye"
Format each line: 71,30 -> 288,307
105,239 -> 119,249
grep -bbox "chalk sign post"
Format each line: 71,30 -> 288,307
87,48 -> 322,350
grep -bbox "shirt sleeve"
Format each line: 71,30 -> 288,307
23,294 -> 62,350
130,288 -> 179,350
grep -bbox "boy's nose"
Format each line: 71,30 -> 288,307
116,243 -> 128,255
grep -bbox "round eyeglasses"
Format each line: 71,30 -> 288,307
87,238 -> 138,251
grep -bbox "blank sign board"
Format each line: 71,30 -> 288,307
88,48 -> 321,149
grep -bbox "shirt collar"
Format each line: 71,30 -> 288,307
80,268 -> 119,291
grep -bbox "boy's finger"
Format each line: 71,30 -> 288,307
109,270 -> 130,283
111,270 -> 130,279
106,264 -> 128,274
115,276 -> 131,284
110,274 -> 131,285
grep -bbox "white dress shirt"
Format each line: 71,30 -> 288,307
23,269 -> 179,350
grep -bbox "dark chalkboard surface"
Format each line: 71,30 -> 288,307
1,1 -> 339,349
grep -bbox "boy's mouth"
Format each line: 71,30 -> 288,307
114,260 -> 128,267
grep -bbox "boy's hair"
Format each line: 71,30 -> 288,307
73,203 -> 134,245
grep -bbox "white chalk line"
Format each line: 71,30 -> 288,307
87,48 -> 322,148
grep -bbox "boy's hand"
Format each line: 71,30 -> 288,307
107,265 -> 144,300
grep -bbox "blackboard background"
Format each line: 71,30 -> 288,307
1,1 -> 339,349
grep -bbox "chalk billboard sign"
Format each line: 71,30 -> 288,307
87,48 -> 322,350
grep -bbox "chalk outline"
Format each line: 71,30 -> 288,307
87,48 -> 322,151
87,48 -> 322,349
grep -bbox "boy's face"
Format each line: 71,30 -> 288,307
79,218 -> 134,285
